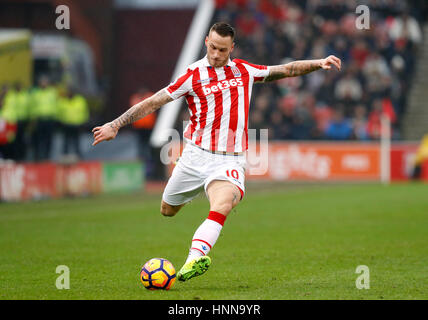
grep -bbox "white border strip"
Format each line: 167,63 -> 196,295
150,0 -> 215,147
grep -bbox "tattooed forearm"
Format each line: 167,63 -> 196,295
111,89 -> 173,129
264,60 -> 322,82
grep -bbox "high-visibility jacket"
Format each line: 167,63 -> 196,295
0,97 -> 17,123
31,87 -> 58,119
1,89 -> 31,122
16,89 -> 31,121
58,94 -> 89,126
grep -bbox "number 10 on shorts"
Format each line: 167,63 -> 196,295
226,169 -> 239,179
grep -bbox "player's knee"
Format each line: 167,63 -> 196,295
160,206 -> 176,217
211,201 -> 233,216
160,202 -> 179,217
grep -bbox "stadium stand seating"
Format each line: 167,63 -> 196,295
209,0 -> 427,141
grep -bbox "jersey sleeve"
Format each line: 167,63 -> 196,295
165,69 -> 193,100
233,59 -> 270,83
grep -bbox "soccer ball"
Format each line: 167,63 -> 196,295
140,258 -> 176,290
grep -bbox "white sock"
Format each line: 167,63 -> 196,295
185,211 -> 225,263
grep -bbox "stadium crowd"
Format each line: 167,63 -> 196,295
211,0 -> 426,141
0,78 -> 89,161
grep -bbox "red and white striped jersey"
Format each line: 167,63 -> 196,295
164,55 -> 270,153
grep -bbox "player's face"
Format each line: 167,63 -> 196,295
205,31 -> 234,68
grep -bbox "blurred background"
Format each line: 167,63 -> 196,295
1,0 -> 428,201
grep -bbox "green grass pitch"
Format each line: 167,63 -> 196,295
1,182 -> 427,300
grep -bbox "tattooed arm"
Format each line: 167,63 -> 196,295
264,55 -> 341,82
92,88 -> 173,146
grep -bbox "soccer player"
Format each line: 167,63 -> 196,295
92,22 -> 341,281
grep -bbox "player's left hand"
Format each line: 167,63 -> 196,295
320,55 -> 341,71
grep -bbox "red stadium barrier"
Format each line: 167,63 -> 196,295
165,141 -> 418,182
0,143 -> 420,202
390,144 -> 418,181
0,161 -> 143,202
247,142 -> 381,181
56,162 -> 103,197
0,162 -> 59,201
422,160 -> 428,180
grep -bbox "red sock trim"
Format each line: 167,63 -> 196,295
192,239 -> 212,249
190,247 -> 206,256
207,211 -> 226,226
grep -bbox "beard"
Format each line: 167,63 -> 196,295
208,56 -> 229,68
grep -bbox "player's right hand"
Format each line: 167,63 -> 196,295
92,122 -> 119,146
320,55 -> 341,71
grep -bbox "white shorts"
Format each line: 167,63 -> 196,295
162,142 -> 247,206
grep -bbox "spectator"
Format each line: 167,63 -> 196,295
289,105 -> 315,140
313,103 -> 333,138
352,104 -> 369,141
367,98 -> 396,140
329,37 -> 351,64
269,110 -> 289,139
0,85 -> 17,160
1,83 -> 30,161
31,76 -> 59,161
367,99 -> 382,140
58,87 -> 89,158
363,51 -> 390,79
389,12 -> 423,44
236,9 -> 259,37
350,39 -> 370,68
324,107 -> 352,140
334,69 -> 363,103
316,71 -> 337,106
